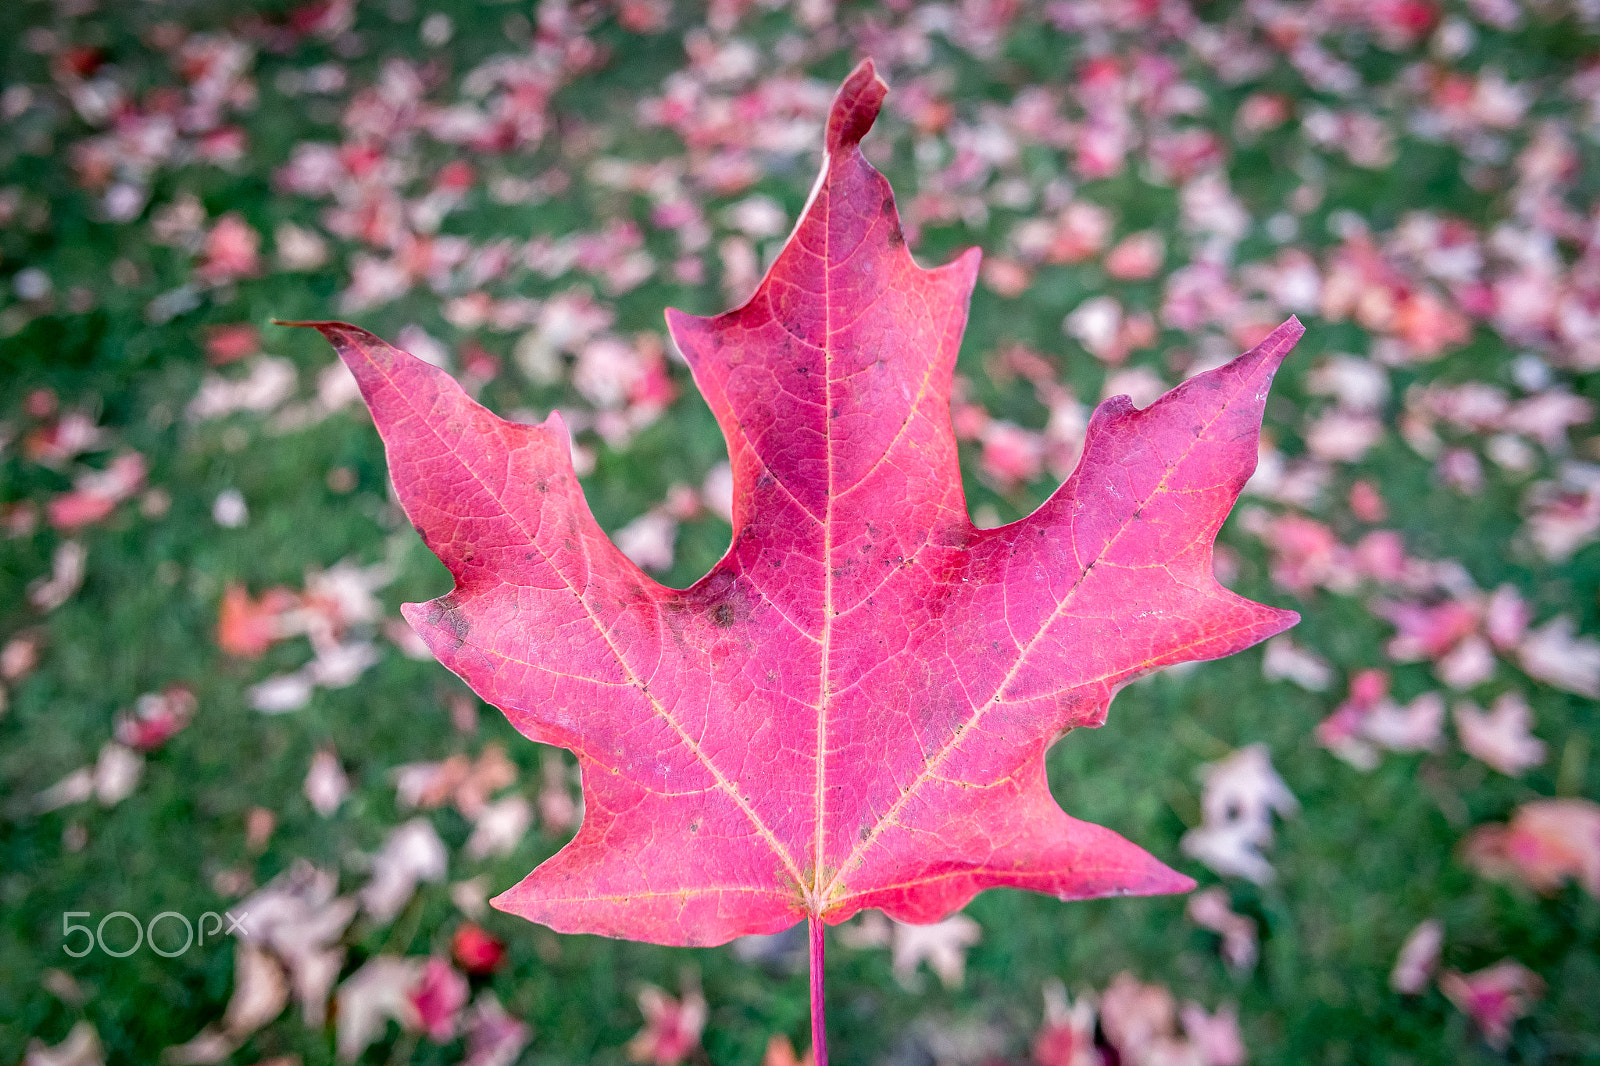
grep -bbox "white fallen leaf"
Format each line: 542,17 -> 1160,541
28,541 -> 87,611
615,508 -> 678,572
186,357 -> 297,422
305,747 -> 351,816
336,955 -> 422,1062
35,768 -> 94,813
212,489 -> 249,528
163,941 -> 289,1064
1181,745 -> 1298,885
1519,615 -> 1600,697
1390,918 -> 1443,995
92,742 -> 143,806
889,914 -> 982,990
1261,636 -> 1333,691
1455,692 -> 1545,776
249,670 -> 315,713
237,861 -> 358,1026
25,1022 -> 103,1066
466,795 -> 533,860
305,640 -> 380,688
362,817 -> 448,923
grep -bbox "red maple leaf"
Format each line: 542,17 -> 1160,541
288,59 -> 1300,1057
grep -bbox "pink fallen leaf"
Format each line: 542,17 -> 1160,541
627,980 -> 707,1066
1389,918 -> 1443,995
1185,887 -> 1258,974
1179,1002 -> 1246,1066
1,631 -> 44,681
409,957 -> 469,1042
1317,670 -> 1443,770
1100,973 -> 1197,1066
1439,959 -> 1544,1051
1104,231 -> 1165,281
459,992 -> 533,1066
114,685 -> 197,752
24,410 -> 106,467
1465,798 -> 1600,898
451,922 -> 507,975
197,211 -> 261,284
290,60 -> 1300,1053
205,323 -> 261,365
1453,692 -> 1545,776
47,452 -> 147,530
1032,981 -> 1102,1066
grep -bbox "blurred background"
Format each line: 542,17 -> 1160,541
3,1 -> 1599,1064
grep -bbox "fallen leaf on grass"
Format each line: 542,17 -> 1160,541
1181,745 -> 1298,884
362,818 -> 449,923
304,747 -> 350,816
628,979 -> 707,1066
28,541 -> 86,612
889,913 -> 983,990
409,957 -> 469,1042
1440,959 -> 1544,1051
335,956 -> 421,1062
24,1023 -> 103,1066
1465,798 -> 1600,898
459,992 -> 532,1066
237,862 -> 358,1026
1031,981 -> 1099,1066
114,685 -> 197,751
1454,692 -> 1545,776
164,942 -> 289,1064
1185,887 -> 1257,974
1390,918 -> 1443,995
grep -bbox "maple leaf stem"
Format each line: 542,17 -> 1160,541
809,913 -> 829,1066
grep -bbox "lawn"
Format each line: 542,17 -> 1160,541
2,1 -> 1599,1064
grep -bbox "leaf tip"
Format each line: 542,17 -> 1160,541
826,58 -> 888,155
541,407 -> 571,441
269,317 -> 355,337
1255,315 -> 1306,369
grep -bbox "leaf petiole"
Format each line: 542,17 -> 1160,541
810,913 -> 828,1066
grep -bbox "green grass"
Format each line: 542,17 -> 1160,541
3,1 -> 1599,1064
